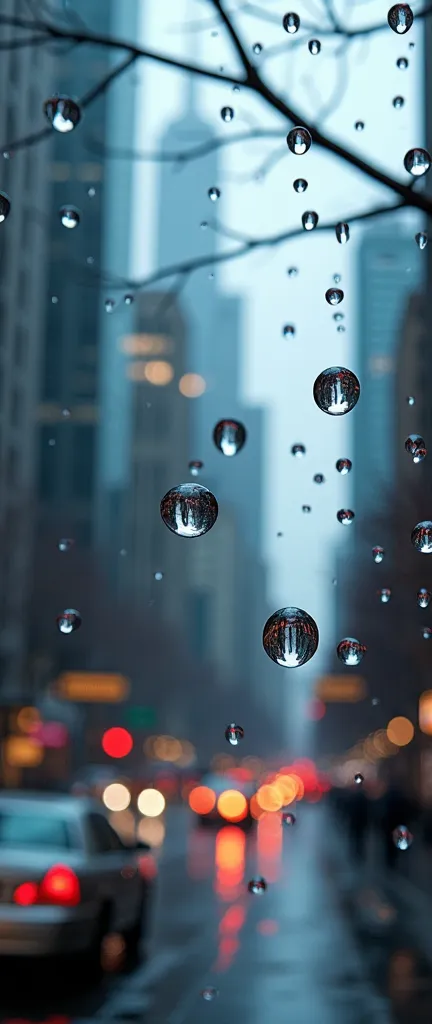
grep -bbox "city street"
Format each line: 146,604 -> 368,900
1,804 -> 432,1024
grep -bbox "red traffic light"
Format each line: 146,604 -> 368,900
102,726 -> 133,758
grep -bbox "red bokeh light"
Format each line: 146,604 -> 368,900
102,727 -> 133,758
13,881 -> 38,906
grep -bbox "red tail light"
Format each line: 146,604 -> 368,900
13,865 -> 81,908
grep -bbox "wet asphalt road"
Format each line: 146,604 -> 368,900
1,804 -> 432,1024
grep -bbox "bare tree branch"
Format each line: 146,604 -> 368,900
80,52 -> 138,108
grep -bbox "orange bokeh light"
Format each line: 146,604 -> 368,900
274,774 -> 297,805
386,716 -> 414,747
256,784 -> 284,813
188,785 -> 216,815
217,789 -> 248,822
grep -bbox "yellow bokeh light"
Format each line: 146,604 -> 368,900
137,787 -> 166,817
386,716 -> 414,747
145,360 -> 174,385
178,373 -> 206,398
103,782 -> 131,812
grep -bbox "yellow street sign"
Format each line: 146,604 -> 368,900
56,672 -> 130,703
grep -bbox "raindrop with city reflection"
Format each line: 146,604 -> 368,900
160,483 -> 218,538
314,367 -> 360,415
263,607 -> 319,667
213,419 -> 247,456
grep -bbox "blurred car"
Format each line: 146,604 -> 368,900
0,791 -> 155,969
189,772 -> 255,828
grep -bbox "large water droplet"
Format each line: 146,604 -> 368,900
58,538 -> 74,553
412,521 -> 432,553
282,811 -> 296,825
56,608 -> 81,634
252,42 -> 262,54
263,607 -> 319,668
314,473 -> 325,484
208,186 -> 221,201
336,458 -> 352,474
337,509 -> 355,525
415,231 -> 428,250
378,588 -> 392,603
44,95 -> 81,133
160,483 -> 218,538
213,419 -> 246,456
188,459 -> 203,476
392,825 -> 412,850
372,545 -> 384,563
308,39 -> 321,54
287,126 -> 312,155
354,773 -> 364,785
0,191 -> 11,223
337,637 -> 366,666
291,443 -> 306,457
201,987 -> 218,1002
302,210 -> 318,231
225,723 -> 244,746
335,222 -> 350,244
248,876 -> 267,894
283,12 -> 300,33
221,106 -> 234,122
393,95 -> 405,108
59,205 -> 80,229
404,148 -> 431,176
397,56 -> 408,69
325,288 -> 344,305
388,4 -> 414,34
313,367 -> 360,416
418,587 -> 431,609
283,324 -> 296,336
293,178 -> 308,193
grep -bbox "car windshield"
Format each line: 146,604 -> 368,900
0,811 -> 73,849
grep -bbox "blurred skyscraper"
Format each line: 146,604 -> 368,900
0,5 -> 51,696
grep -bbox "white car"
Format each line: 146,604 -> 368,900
0,791 -> 155,969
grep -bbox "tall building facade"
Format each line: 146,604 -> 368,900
0,4 -> 51,696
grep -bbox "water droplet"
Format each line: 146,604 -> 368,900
404,147 -> 431,176
58,538 -> 74,553
293,178 -> 308,193
409,40 -> 415,47
0,191 -> 11,223
56,608 -> 81,634
422,625 -> 432,639
417,587 -> 431,609
413,446 -> 427,464
355,120 -> 365,132
333,273 -> 342,283
225,722 -> 244,746
314,473 -> 325,484
124,293 -> 134,305
263,607 -> 319,668
248,876 -> 267,894
291,443 -> 306,458
59,205 -> 80,229
44,95 -> 81,132
283,324 -> 296,336
407,395 -> 415,405
287,126 -> 312,155
154,571 -> 163,581
120,548 -> 127,557
62,407 -> 71,418
105,298 -> 115,313
415,231 -> 428,250
378,587 -> 392,603
208,186 -> 221,201
277,531 -> 283,537
393,95 -> 405,108
87,186 -> 96,198
337,509 -> 355,525
201,987 -> 218,1002
188,459 -> 203,476
372,697 -> 380,706
283,12 -> 300,33
335,222 -> 350,244
200,221 -> 208,231
160,483 -> 218,538
302,210 -> 319,231
337,637 -> 366,666
336,457 -> 352,474
314,367 -> 360,416
221,105 -> 234,122
412,521 -> 432,553
397,56 -> 409,69
51,295 -> 59,304
86,256 -> 94,265
325,288 -> 344,305
213,419 -> 246,456
392,825 -> 412,850
302,504 -> 312,514
308,39 -> 321,54
48,438 -> 56,447
372,545 -> 385,563
282,811 -> 296,825
388,4 -> 414,34
287,266 -> 298,277
354,773 -> 364,785
252,42 -> 262,54
333,313 -> 344,323
337,325 -> 346,333
405,433 -> 425,457
233,84 -> 240,93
